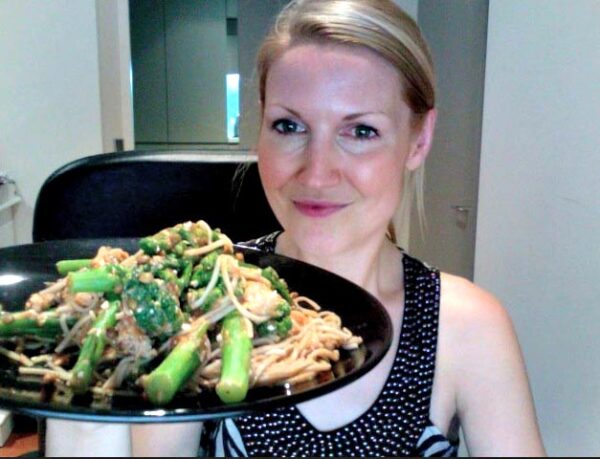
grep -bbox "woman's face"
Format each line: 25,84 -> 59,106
258,43 -> 431,256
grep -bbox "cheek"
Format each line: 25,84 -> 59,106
257,143 -> 293,195
351,154 -> 404,206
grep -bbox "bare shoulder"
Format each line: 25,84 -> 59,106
436,272 -> 524,410
438,272 -> 515,344
436,273 -> 546,455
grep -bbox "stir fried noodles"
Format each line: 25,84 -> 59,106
0,221 -> 362,406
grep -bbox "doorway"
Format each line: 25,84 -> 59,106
409,0 -> 489,280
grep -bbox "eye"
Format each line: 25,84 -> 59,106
351,124 -> 379,140
272,119 -> 305,135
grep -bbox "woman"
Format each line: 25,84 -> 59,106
200,0 -> 546,457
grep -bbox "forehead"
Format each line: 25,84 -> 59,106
265,43 -> 405,112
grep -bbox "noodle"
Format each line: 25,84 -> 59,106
191,255 -> 221,309
0,345 -> 34,366
196,299 -> 362,390
55,314 -> 93,354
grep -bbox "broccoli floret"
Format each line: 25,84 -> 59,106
186,284 -> 225,313
177,227 -> 195,243
190,251 -> 221,288
156,267 -> 178,284
138,227 -> 183,256
176,260 -> 194,292
139,234 -> 173,256
139,222 -> 218,257
256,315 -> 292,339
255,299 -> 292,339
276,300 -> 291,318
211,228 -> 222,242
261,267 -> 293,304
124,274 -> 183,340
276,316 -> 292,337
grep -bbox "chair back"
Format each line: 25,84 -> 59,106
32,150 -> 281,243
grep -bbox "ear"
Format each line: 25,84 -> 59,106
406,109 -> 437,171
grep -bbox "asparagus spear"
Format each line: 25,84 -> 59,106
70,299 -> 120,394
143,294 -> 237,406
216,312 -> 253,404
143,319 -> 210,406
0,310 -> 76,339
68,268 -> 120,293
56,259 -> 93,275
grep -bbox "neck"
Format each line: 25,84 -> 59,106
276,232 -> 402,299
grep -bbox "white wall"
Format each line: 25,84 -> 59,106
96,0 -> 135,152
476,0 -> 600,455
0,1 -> 112,245
393,0 -> 418,19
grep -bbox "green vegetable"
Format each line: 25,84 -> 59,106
211,228 -> 222,242
256,315 -> 292,339
261,267 -> 293,304
186,284 -> 225,313
276,301 -> 291,318
255,300 -> 292,339
56,259 -> 93,275
143,319 -> 210,406
176,260 -> 194,292
0,310 -> 76,339
190,251 -> 220,288
139,228 -> 181,256
124,274 -> 183,340
216,312 -> 253,404
68,268 -> 121,293
177,227 -> 194,243
70,299 -> 120,393
139,222 -> 212,256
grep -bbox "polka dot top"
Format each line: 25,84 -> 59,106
201,232 -> 459,457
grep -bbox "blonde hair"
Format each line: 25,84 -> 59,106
257,0 -> 436,238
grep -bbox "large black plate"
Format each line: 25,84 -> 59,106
0,239 -> 392,423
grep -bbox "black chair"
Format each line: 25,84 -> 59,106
32,150 -> 281,243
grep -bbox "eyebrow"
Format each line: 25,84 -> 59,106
267,104 -> 386,120
342,112 -> 385,121
268,105 -> 303,119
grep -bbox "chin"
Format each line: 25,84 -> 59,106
287,222 -> 356,257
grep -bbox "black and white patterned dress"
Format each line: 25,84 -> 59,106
201,232 -> 459,457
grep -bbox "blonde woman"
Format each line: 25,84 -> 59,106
200,0 -> 545,456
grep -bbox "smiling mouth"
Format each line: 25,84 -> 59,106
292,200 -> 349,218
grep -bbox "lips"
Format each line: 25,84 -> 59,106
292,200 -> 349,218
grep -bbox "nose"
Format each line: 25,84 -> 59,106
296,135 -> 341,188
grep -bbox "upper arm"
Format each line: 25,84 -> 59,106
440,274 -> 546,456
